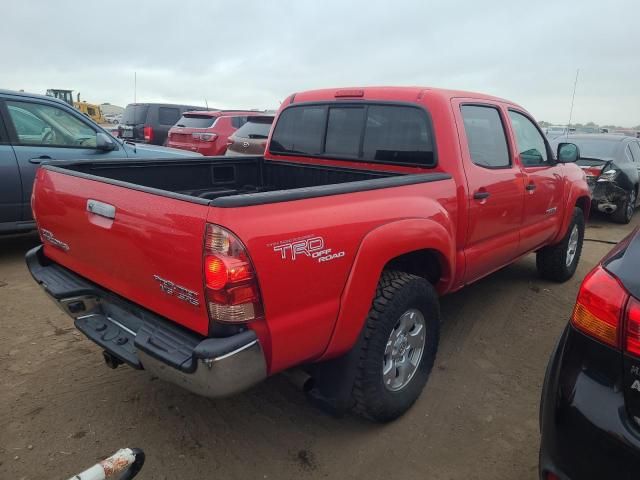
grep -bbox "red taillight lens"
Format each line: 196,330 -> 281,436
571,266 -> 627,348
203,224 -> 263,324
205,256 -> 228,290
625,298 -> 640,356
192,133 -> 217,142
584,165 -> 603,178
200,133 -> 217,142
143,125 -> 153,142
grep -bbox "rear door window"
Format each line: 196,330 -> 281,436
270,103 -> 435,166
460,105 -> 510,168
158,107 -> 180,126
625,145 -> 634,163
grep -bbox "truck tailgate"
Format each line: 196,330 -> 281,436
33,167 -> 211,335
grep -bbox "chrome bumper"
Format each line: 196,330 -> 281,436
26,245 -> 267,398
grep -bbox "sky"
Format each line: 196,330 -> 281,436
2,0 -> 639,126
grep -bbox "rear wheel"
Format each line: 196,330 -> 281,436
612,188 -> 636,224
351,271 -> 440,422
536,207 -> 585,282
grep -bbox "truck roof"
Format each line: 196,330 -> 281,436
288,86 -> 520,108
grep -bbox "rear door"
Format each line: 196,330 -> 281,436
507,110 -> 565,252
2,97 -> 127,221
453,101 -> 525,283
0,103 -> 21,224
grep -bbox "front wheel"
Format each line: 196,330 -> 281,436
351,271 -> 440,422
536,207 -> 585,282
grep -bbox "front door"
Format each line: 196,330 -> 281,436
507,110 -> 565,252
454,101 -> 526,283
2,98 -> 124,221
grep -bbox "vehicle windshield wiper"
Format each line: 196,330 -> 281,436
248,134 -> 268,139
176,124 -> 186,127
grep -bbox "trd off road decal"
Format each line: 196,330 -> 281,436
270,235 -> 345,263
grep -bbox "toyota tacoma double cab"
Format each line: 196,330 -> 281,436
27,87 -> 590,421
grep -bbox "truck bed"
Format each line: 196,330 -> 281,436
45,156 -> 447,207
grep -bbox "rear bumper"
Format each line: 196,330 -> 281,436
26,245 -> 267,398
540,325 -> 640,479
591,182 -> 627,213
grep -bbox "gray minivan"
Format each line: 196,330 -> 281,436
0,90 -> 200,234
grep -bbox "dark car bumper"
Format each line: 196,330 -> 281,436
540,325 -> 640,479
590,182 -> 628,214
26,245 -> 267,398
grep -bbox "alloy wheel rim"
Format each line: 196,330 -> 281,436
628,191 -> 636,220
566,224 -> 579,267
382,309 -> 426,392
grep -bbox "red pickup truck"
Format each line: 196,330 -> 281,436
27,87 -> 590,421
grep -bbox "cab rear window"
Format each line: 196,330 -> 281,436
269,103 -> 435,167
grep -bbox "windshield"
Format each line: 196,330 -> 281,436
122,104 -> 149,124
233,117 -> 274,139
175,114 -> 216,128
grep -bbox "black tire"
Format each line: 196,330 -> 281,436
536,207 -> 585,282
351,270 -> 440,422
612,188 -> 636,224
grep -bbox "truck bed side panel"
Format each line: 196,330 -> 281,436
211,179 -> 456,373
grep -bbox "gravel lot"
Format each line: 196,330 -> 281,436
1,214 -> 638,480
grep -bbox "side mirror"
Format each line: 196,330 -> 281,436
96,132 -> 117,151
557,142 -> 580,163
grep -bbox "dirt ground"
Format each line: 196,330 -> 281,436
1,214 -> 638,480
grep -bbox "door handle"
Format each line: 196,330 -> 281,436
473,190 -> 490,200
526,183 -> 537,191
29,155 -> 52,164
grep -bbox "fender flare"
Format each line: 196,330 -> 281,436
552,181 -> 591,244
319,218 -> 455,360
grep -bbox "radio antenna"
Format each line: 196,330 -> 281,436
567,69 -> 579,137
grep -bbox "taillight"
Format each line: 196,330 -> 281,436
584,165 -> 603,178
192,133 -> 217,142
203,224 -> 263,324
571,266 -> 627,348
143,125 -> 153,142
625,298 -> 640,356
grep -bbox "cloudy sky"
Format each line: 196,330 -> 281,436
2,0 -> 639,126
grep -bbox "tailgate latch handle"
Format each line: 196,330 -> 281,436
87,199 -> 116,219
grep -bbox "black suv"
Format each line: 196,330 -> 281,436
119,103 -> 209,145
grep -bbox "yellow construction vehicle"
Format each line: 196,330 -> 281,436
46,89 -> 106,124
